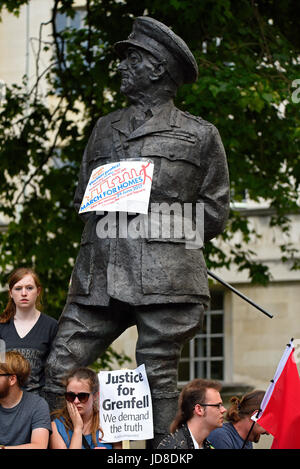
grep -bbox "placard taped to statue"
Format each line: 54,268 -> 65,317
79,160 -> 154,215
98,364 -> 153,442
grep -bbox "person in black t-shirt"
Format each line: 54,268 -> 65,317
0,267 -> 58,394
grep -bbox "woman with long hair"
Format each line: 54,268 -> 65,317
50,367 -> 121,449
0,267 -> 58,394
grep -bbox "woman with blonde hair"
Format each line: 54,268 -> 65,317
50,367 -> 121,449
0,267 -> 58,394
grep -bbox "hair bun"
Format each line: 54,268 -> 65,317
230,396 -> 241,409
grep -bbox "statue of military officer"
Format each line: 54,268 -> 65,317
44,16 -> 230,447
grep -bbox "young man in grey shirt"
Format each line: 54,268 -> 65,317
0,351 -> 51,449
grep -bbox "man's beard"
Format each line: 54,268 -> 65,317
251,429 -> 262,443
0,381 -> 10,399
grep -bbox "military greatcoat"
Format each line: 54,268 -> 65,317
68,100 -> 230,308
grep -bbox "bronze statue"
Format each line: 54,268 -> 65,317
44,16 -> 230,447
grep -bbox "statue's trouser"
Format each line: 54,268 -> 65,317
44,299 -> 204,447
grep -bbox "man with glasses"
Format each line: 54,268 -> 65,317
0,351 -> 51,449
158,378 -> 226,449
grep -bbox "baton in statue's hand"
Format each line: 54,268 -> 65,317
207,270 -> 273,319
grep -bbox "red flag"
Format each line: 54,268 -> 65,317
256,340 -> 300,449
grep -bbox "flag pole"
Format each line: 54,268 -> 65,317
207,270 -> 273,319
242,340 -> 294,448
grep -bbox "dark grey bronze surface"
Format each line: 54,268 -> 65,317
44,16 -> 230,447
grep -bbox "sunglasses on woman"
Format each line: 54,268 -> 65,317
65,391 -> 91,403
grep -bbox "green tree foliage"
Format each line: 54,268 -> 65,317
0,0 -> 299,321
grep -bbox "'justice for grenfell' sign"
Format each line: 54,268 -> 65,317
98,364 -> 153,442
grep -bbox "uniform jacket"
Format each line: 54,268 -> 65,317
68,100 -> 230,306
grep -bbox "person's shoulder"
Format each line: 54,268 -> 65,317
23,390 -> 50,410
39,313 -> 57,325
53,416 -> 66,430
208,423 -> 239,449
215,422 -> 232,431
39,313 -> 58,334
22,390 -> 44,402
0,319 -> 11,330
157,432 -> 179,449
158,426 -> 189,450
209,422 -> 232,437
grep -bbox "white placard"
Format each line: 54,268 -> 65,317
98,364 -> 153,442
79,160 -> 154,215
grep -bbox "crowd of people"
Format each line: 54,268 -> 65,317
0,267 -> 268,450
157,380 -> 268,449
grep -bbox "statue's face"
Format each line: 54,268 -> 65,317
117,46 -> 157,99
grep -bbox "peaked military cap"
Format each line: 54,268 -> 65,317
114,16 -> 198,86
